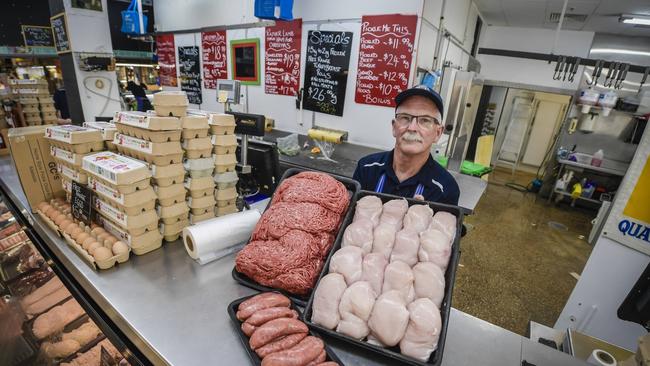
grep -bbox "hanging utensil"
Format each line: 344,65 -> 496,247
639,67 -> 650,93
603,62 -> 614,87
562,58 -> 572,81
553,56 -> 565,80
593,60 -> 604,86
568,57 -> 581,82
615,63 -> 629,89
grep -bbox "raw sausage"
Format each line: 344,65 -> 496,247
239,293 -> 277,310
249,318 -> 308,349
255,332 -> 307,358
242,322 -> 257,337
261,336 -> 324,366
245,307 -> 298,326
237,293 -> 291,321
305,349 -> 327,365
315,363 -> 339,366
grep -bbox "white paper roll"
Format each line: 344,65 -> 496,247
587,349 -> 616,366
183,209 -> 261,264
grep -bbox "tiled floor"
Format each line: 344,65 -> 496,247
452,167 -> 594,335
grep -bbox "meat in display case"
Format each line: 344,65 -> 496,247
0,194 -> 135,366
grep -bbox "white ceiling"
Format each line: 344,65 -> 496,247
475,0 -> 650,36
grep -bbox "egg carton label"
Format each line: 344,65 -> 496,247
113,133 -> 153,154
82,152 -> 147,184
115,111 -> 151,128
88,176 -> 124,205
57,164 -> 81,181
62,179 -> 72,193
50,146 -> 76,165
95,197 -> 128,227
45,125 -> 89,143
97,215 -> 132,245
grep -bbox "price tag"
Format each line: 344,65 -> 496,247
218,90 -> 229,103
71,181 -> 95,225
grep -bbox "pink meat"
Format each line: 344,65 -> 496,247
271,172 -> 349,214
252,202 -> 341,240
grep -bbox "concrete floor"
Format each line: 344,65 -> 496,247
452,168 -> 595,336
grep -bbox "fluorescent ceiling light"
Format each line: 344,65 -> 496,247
619,14 -> 650,26
590,48 -> 650,57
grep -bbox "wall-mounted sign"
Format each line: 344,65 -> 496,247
231,38 -> 261,86
303,30 -> 353,116
21,25 -> 55,48
178,46 -> 202,105
354,14 -> 417,107
202,31 -> 228,89
156,35 -> 177,87
264,19 -> 302,96
50,13 -> 72,54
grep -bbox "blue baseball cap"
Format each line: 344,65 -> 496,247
395,85 -> 444,118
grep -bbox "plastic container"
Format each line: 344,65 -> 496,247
578,88 -> 599,113
227,293 -> 344,366
231,167 -> 360,306
568,152 -> 592,164
598,91 -> 618,116
303,190 -> 464,366
591,149 -> 604,167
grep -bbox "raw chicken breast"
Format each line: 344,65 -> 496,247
312,273 -> 348,329
382,260 -> 414,303
403,204 -> 433,233
368,290 -> 410,347
390,229 -> 420,266
361,253 -> 388,295
371,225 -> 397,260
337,281 -> 376,339
379,199 -> 408,231
353,195 -> 383,226
418,229 -> 451,270
342,218 -> 374,254
329,246 -> 364,285
428,211 -> 457,242
413,262 -> 446,307
400,298 -> 442,361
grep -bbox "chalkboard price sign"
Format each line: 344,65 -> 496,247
71,181 -> 94,225
178,46 -> 202,105
303,31 -> 353,116
50,13 -> 71,54
21,25 -> 55,47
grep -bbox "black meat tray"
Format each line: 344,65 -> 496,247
303,190 -> 464,366
232,167 -> 361,306
227,292 -> 344,365
0,243 -> 44,284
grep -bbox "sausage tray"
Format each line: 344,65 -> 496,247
231,167 -> 361,306
227,292 -> 344,366
303,190 -> 464,366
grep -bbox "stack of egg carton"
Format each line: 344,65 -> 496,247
209,113 -> 239,216
83,121 -> 118,151
20,97 -> 42,126
181,112 -> 216,225
112,109 -> 188,242
44,125 -> 104,200
39,97 -> 57,124
82,151 -> 163,255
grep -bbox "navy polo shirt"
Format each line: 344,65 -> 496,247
353,150 -> 460,205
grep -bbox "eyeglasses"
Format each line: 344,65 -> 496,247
394,113 -> 441,130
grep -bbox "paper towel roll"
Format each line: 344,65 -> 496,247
183,209 -> 261,264
587,349 -> 616,366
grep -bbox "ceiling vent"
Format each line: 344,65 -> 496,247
549,12 -> 588,23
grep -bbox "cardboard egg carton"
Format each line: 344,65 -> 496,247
213,171 -> 239,189
45,125 -> 103,145
150,162 -> 185,186
61,177 -> 73,194
184,176 -> 214,194
113,135 -> 183,166
154,183 -> 185,204
189,211 -> 216,224
57,163 -> 87,184
214,154 -> 237,173
61,223 -> 131,270
184,156 -> 214,170
51,145 -> 94,167
210,124 -> 236,136
89,176 -> 157,212
40,104 -> 56,112
182,128 -> 209,140
83,121 -> 117,141
206,113 -> 235,126
42,111 -> 56,120
211,134 -> 237,146
114,111 -> 181,130
22,105 -> 40,113
188,168 -> 214,179
95,197 -> 159,231
25,111 -> 41,119
158,191 -> 186,207
82,151 -> 151,186
159,218 -> 188,241
157,202 -> 189,224
49,139 -> 105,154
215,204 -> 238,217
181,115 -> 209,130
187,195 -> 216,210
96,215 -> 162,256
152,174 -> 184,187
215,186 -> 237,201
20,97 -> 39,105
116,122 -> 181,143
182,137 -> 212,159
152,91 -> 189,117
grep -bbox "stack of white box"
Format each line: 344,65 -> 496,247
209,113 -> 239,216
182,113 -> 216,224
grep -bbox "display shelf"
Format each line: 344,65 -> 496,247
553,189 -> 602,205
557,159 -> 629,177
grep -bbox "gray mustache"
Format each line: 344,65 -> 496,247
402,132 -> 423,142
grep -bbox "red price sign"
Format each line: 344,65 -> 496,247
202,30 -> 227,89
156,34 -> 178,87
354,14 -> 417,107
265,19 -> 302,96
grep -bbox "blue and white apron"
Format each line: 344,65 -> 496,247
374,173 -> 424,198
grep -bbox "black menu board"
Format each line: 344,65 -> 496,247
71,181 -> 94,225
21,25 -> 55,47
303,31 -> 353,116
50,13 -> 71,54
178,46 -> 202,105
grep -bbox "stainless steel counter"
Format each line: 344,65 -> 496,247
0,156 -> 585,366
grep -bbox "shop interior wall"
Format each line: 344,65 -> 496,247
477,26 -> 595,90
154,0 -> 481,149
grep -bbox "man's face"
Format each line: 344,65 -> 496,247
392,95 -> 443,156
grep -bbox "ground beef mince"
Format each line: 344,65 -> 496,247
271,172 -> 349,214
236,171 -> 349,295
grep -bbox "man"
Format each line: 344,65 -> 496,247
353,85 -> 460,205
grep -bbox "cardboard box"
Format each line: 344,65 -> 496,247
8,125 -> 65,211
0,129 -> 10,156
